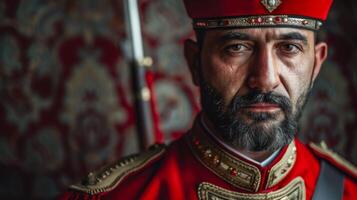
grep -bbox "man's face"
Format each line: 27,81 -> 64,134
185,28 -> 327,151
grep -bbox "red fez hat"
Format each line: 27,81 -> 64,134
183,0 -> 333,30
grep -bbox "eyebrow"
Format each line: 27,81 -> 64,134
218,31 -> 308,45
278,32 -> 308,44
218,32 -> 252,43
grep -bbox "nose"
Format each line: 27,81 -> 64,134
247,47 -> 280,92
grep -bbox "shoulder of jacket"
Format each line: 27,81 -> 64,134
69,143 -> 167,195
308,141 -> 357,180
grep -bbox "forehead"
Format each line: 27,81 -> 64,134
203,27 -> 315,42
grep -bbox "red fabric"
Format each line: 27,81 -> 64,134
59,118 -> 356,200
145,71 -> 164,143
183,0 -> 333,21
344,178 -> 357,199
308,144 -> 357,180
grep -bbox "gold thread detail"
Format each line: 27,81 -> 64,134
266,141 -> 297,188
187,132 -> 261,192
193,15 -> 323,30
198,177 -> 306,200
69,144 -> 166,195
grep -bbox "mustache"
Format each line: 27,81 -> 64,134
230,90 -> 292,113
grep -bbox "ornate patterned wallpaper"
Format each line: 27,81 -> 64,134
0,0 -> 356,198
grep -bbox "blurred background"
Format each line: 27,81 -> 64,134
0,0 -> 356,199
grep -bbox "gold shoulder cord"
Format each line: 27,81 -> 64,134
69,144 -> 166,195
309,141 -> 357,177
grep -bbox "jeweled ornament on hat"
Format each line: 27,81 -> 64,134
261,0 -> 282,12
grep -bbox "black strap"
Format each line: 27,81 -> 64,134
312,160 -> 344,200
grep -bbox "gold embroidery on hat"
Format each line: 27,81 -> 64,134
193,15 -> 323,30
261,0 -> 282,12
197,177 -> 306,200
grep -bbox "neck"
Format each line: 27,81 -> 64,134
201,113 -> 275,163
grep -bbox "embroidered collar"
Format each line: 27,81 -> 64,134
186,119 -> 297,192
199,116 -> 281,167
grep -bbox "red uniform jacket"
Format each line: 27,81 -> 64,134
60,118 -> 357,200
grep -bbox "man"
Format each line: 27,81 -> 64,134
60,0 -> 357,199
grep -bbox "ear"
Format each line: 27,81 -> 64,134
184,39 -> 200,86
312,42 -> 328,82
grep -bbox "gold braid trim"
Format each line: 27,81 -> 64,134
198,177 -> 306,200
266,141 -> 297,188
309,141 -> 357,178
193,15 -> 323,30
69,144 -> 166,195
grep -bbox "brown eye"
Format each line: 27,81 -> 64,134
225,44 -> 250,53
279,43 -> 301,54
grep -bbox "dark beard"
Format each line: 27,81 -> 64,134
200,78 -> 310,152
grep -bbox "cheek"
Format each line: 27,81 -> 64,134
280,56 -> 314,105
292,58 -> 314,90
201,53 -> 249,103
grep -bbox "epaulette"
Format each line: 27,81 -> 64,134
69,144 -> 166,195
309,141 -> 357,180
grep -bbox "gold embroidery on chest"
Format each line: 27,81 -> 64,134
187,129 -> 297,192
198,177 -> 306,200
266,142 -> 297,188
188,134 -> 261,192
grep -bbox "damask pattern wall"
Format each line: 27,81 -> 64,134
0,0 -> 356,198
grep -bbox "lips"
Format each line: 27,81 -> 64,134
244,103 -> 280,112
